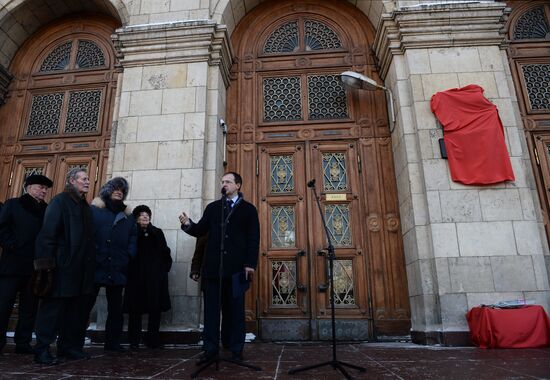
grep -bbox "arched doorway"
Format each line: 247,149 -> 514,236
227,0 -> 410,340
0,14 -> 121,202
506,2 -> 550,242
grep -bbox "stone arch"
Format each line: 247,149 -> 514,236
211,0 -> 392,37
0,0 -> 128,69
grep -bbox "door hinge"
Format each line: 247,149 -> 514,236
256,157 -> 259,176
357,153 -> 362,173
95,165 -> 99,183
534,147 -> 540,166
8,171 -> 13,186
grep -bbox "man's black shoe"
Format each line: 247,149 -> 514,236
58,348 -> 91,360
34,349 -> 59,365
196,351 -> 218,365
230,351 -> 244,362
15,345 -> 34,354
104,344 -> 126,353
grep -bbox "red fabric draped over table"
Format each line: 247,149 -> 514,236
467,305 -> 550,348
431,84 -> 515,185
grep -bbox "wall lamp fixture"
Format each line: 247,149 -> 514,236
340,71 -> 396,133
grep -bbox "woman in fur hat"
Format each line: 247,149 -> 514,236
90,177 -> 137,353
123,205 -> 172,349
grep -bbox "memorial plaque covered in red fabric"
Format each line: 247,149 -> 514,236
431,84 -> 515,185
466,305 -> 550,348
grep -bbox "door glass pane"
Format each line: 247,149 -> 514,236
76,40 -> 106,69
65,89 -> 102,133
26,93 -> 64,136
522,64 -> 550,110
39,41 -> 72,72
271,205 -> 296,248
271,260 -> 297,306
325,204 -> 352,247
263,21 -> 299,53
322,152 -> 348,191
307,75 -> 348,120
270,155 -> 294,193
513,6 -> 550,40
330,259 -> 355,305
263,76 -> 302,122
304,20 -> 342,50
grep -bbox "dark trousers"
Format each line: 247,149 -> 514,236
94,285 -> 124,348
203,277 -> 245,354
0,275 -> 38,349
128,311 -> 161,347
34,295 -> 91,354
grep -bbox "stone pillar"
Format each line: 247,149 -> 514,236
375,1 -> 550,345
103,20 -> 232,330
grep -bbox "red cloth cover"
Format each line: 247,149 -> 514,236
431,84 -> 515,185
466,305 -> 550,348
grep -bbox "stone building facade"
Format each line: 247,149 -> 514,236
0,0 -> 548,345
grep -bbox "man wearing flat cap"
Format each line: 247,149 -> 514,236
0,174 -> 53,354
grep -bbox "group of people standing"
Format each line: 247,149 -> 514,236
0,169 -> 260,366
0,168 -> 172,365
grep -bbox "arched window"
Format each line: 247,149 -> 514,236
513,6 -> 550,40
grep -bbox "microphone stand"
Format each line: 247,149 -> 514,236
288,179 -> 366,380
191,190 -> 262,378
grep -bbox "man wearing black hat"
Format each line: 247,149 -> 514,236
0,174 -> 53,354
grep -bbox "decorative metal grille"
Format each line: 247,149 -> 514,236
21,167 -> 44,195
270,155 -> 294,193
304,20 -> 342,51
271,260 -> 297,305
514,6 -> 550,39
322,153 -> 348,191
325,204 -> 352,247
39,41 -> 72,72
76,40 -> 106,69
308,75 -> 348,120
26,93 -> 64,136
264,21 -> 299,53
65,90 -> 102,133
522,64 -> 550,110
330,259 -> 355,305
67,164 -> 89,173
271,206 -> 296,248
263,76 -> 302,122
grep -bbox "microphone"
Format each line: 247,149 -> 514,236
221,187 -> 227,195
307,179 -> 316,188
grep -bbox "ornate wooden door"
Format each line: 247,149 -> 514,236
258,140 -> 370,339
0,14 -> 119,203
228,0 -> 410,340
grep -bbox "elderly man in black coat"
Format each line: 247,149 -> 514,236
0,174 -> 52,354
179,172 -> 259,363
33,168 -> 95,365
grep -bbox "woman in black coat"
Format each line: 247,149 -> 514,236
124,205 -> 172,349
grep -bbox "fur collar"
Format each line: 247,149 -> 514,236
92,197 -> 132,216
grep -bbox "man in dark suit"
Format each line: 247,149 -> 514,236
179,172 -> 259,363
0,174 -> 52,354
33,168 -> 95,365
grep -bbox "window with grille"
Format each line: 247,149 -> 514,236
513,6 -> 550,40
25,38 -> 108,138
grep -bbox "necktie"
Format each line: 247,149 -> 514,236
227,199 -> 234,208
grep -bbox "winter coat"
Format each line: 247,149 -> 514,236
91,198 -> 137,286
123,223 -> 172,314
34,190 -> 96,297
0,194 -> 47,276
182,193 -> 260,278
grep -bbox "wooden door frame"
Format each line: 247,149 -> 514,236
506,1 -> 550,241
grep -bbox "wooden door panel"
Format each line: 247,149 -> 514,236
310,142 -> 369,319
258,144 -> 309,318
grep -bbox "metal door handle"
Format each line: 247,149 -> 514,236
296,250 -> 306,292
